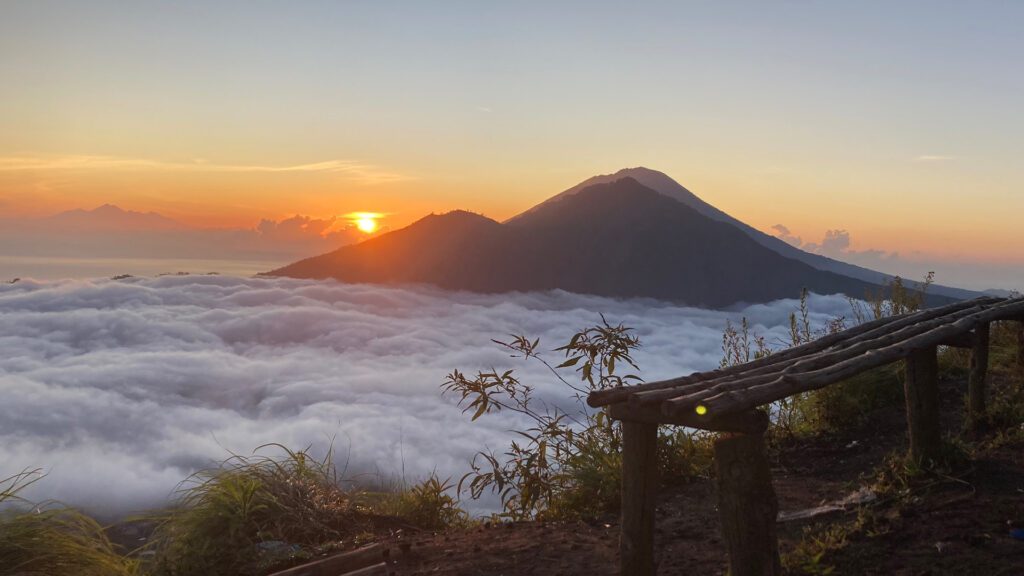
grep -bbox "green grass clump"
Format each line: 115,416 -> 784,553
147,445 -> 367,576
783,522 -> 850,575
367,474 -> 469,531
0,470 -> 139,576
657,427 -> 715,480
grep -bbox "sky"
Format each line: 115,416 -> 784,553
1,1 -> 1022,280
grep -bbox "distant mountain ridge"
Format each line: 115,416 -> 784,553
270,177 -> 911,308
513,167 -> 978,300
45,204 -> 185,231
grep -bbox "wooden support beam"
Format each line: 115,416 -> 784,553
939,332 -> 973,348
1017,320 -> 1024,387
967,323 -> 990,430
713,416 -> 781,576
620,420 -> 658,576
608,403 -> 769,434
904,346 -> 942,464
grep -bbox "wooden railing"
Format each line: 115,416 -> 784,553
587,296 -> 1024,576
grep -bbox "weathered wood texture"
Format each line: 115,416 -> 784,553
266,543 -> 389,576
714,422 -> 781,576
904,346 -> 942,464
967,323 -> 990,428
940,332 -> 974,348
602,301 -> 1024,576
588,297 -> 998,408
586,297 -> 1024,427
620,420 -> 658,576
608,402 -> 768,434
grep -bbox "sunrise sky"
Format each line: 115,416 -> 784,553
2,1 -> 1022,278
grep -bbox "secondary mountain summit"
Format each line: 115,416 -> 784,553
268,171 -> 916,308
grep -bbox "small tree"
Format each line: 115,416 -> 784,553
443,317 -> 643,520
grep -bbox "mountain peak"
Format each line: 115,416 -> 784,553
46,204 -> 183,231
506,167 -> 702,223
609,166 -> 672,179
93,203 -> 126,214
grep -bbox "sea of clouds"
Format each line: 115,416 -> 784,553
0,275 -> 854,517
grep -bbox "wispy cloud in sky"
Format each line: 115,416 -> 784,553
913,155 -> 956,162
0,155 -> 410,184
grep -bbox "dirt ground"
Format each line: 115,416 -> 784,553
384,373 -> 1024,576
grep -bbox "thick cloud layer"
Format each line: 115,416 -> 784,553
0,276 -> 852,516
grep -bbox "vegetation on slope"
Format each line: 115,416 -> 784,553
0,469 -> 139,576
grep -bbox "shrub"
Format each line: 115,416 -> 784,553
446,317 -> 713,521
148,445 -> 367,576
795,365 -> 903,433
0,470 -> 139,576
850,272 -> 935,323
782,522 -> 849,575
369,474 -> 469,531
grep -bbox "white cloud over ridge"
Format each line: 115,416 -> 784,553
0,276 -> 853,517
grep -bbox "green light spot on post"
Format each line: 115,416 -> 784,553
695,405 -> 708,416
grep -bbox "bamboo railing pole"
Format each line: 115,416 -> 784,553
586,299 -> 999,408
689,298 -> 1024,417
657,301 -> 998,414
589,297 -> 1002,408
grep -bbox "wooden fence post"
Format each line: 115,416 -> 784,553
620,420 -> 658,576
967,323 -> 990,430
713,412 -> 780,576
1017,320 -> 1024,386
904,346 -> 942,464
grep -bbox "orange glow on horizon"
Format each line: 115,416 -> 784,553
2,159 -> 1023,266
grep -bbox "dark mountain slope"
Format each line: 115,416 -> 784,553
270,178 -> 890,308
513,167 -> 978,300
268,210 -> 509,291
500,178 -> 883,305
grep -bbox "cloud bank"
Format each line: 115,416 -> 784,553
0,276 -> 852,517
0,213 -> 364,275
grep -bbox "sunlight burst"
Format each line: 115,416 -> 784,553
356,217 -> 377,233
348,212 -> 383,234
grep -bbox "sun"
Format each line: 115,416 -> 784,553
348,212 -> 383,234
356,217 -> 377,233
